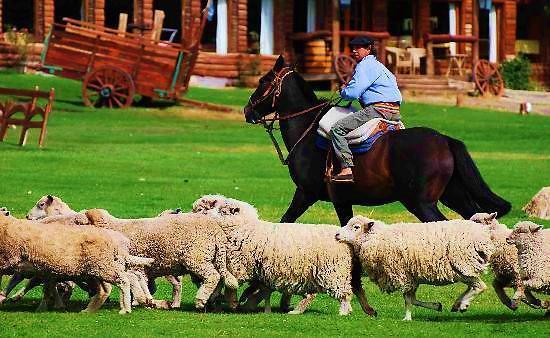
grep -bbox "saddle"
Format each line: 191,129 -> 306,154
316,106 -> 405,182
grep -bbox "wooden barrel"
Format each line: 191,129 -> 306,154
303,39 -> 332,74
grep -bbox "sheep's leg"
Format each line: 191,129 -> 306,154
36,279 -> 56,312
280,293 -> 292,313
165,275 -> 182,309
493,279 -> 516,310
240,285 -> 267,312
190,263 -> 221,310
52,283 -> 67,310
289,293 -> 317,315
451,279 -> 486,312
338,294 -> 353,316
117,275 -> 132,315
523,290 -> 542,309
351,264 -> 377,316
82,281 -> 112,313
127,271 -> 149,306
1,273 -> 25,302
403,290 -> 414,321
225,287 -> 238,311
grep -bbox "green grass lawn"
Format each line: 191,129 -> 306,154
0,72 -> 549,337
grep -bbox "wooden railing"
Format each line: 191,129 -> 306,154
424,34 -> 479,75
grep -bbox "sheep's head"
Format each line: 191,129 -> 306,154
470,212 -> 498,225
506,221 -> 544,247
26,195 -> 72,220
0,207 -> 14,221
157,208 -> 183,217
192,195 -> 227,215
85,208 -> 113,227
335,215 -> 384,243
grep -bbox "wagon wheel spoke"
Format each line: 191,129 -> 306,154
87,83 -> 102,91
112,96 -> 124,107
82,66 -> 135,108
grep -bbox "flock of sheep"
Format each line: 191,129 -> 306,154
0,194 -> 548,320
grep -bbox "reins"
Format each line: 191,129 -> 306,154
249,66 -> 336,165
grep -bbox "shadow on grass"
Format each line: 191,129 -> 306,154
418,312 -> 548,323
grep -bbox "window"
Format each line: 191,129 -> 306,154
2,0 -> 34,32
201,0 -> 218,52
430,2 -> 450,34
54,0 -> 83,24
104,0 -> 134,30
153,0 -> 182,42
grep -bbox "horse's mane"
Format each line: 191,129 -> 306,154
294,72 -> 323,104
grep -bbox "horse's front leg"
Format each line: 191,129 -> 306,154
333,203 -> 353,227
280,187 -> 318,223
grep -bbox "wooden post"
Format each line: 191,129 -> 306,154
472,0 -> 479,74
426,40 -> 434,75
152,10 -> 165,42
379,38 -> 387,66
118,13 -> 128,37
331,0 -> 340,58
343,6 -> 350,54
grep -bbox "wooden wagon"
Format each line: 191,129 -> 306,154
40,14 -> 208,108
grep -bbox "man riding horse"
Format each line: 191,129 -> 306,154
331,36 -> 402,183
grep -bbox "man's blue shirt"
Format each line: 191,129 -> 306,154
340,55 -> 402,105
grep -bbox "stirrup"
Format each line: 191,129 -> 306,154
331,173 -> 354,183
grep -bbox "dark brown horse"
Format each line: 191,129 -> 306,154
243,55 -> 511,226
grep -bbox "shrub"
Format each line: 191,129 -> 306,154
499,55 -> 533,90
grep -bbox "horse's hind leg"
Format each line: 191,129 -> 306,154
402,200 -> 447,222
280,187 -> 318,223
333,203 -> 353,227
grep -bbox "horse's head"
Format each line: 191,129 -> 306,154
243,55 -> 292,124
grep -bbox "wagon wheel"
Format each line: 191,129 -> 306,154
334,55 -> 357,84
474,60 -> 504,96
82,66 -> 135,108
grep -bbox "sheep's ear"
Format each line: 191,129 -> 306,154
529,223 -> 543,233
174,208 -> 182,214
46,195 -> 54,204
489,212 -> 498,220
363,221 -> 375,232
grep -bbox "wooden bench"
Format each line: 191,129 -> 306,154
0,86 -> 55,147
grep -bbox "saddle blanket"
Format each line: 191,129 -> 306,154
316,106 -> 405,153
317,106 -> 404,144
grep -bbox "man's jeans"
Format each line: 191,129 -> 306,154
329,105 -> 400,168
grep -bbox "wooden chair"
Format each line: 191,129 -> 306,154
407,47 -> 426,74
385,47 -> 411,74
0,86 -> 55,147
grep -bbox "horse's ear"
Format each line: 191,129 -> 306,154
273,55 -> 285,72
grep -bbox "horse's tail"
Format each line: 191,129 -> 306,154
445,136 -> 511,218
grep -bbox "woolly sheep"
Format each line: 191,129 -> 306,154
506,221 -> 550,315
469,213 -> 542,310
84,208 -> 239,310
336,215 -> 495,321
21,195 -> 182,309
192,195 -> 377,316
0,209 -> 153,314
1,197 -> 152,309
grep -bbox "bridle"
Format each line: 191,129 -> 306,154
246,66 -> 332,165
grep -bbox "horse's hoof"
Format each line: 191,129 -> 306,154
436,303 -> 443,312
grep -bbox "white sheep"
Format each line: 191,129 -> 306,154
506,221 -> 550,315
191,195 -> 377,316
336,215 -> 495,321
84,208 -> 239,310
469,213 -> 542,310
0,208 -> 153,314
